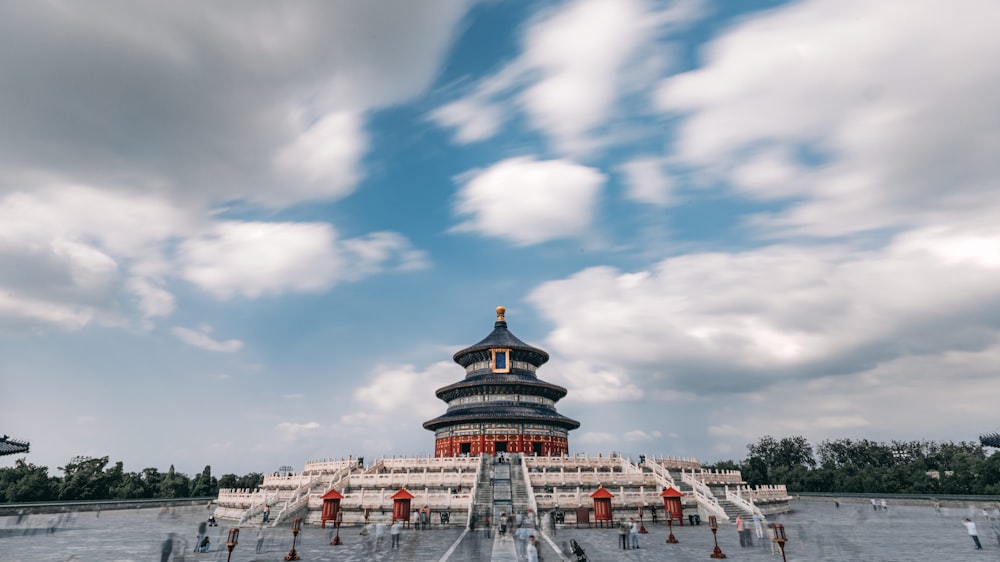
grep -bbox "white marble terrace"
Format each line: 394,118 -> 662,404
214,452 -> 789,526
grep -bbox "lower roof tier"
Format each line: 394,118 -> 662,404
423,408 -> 580,431
435,379 -> 568,402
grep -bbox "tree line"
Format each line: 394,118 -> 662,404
6,437 -> 998,502
706,436 -> 1000,495
0,456 -> 264,503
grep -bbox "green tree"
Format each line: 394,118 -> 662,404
159,465 -> 191,498
0,459 -> 57,502
217,472 -> 262,491
704,459 -> 741,471
141,467 -> 163,498
59,456 -> 113,500
190,465 -> 217,497
744,435 -> 815,485
110,471 -> 148,499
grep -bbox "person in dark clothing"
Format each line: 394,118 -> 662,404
160,533 -> 174,562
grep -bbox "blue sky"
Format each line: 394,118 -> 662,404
3,0 -> 1000,477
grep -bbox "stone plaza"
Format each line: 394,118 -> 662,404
2,498 -> 998,561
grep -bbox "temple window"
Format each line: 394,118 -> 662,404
490,348 -> 511,373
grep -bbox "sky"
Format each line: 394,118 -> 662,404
2,0 -> 1000,477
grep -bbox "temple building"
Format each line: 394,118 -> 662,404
212,306 -> 792,528
423,306 -> 580,457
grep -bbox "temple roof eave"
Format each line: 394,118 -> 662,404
451,320 -> 550,367
435,380 -> 569,401
422,413 -> 581,432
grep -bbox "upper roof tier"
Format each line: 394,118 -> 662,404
452,306 -> 550,367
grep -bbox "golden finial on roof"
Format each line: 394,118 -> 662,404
496,306 -> 506,322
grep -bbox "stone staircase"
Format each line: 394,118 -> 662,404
492,460 -> 513,517
472,454 -> 495,519
666,469 -> 695,494
508,454 -> 530,514
709,486 -> 749,519
709,486 -> 751,521
666,468 -> 749,520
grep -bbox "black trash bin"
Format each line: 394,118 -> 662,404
694,514 -> 701,525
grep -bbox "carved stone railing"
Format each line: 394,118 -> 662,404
518,454 -> 539,518
648,455 -> 702,470
639,460 -> 677,490
748,484 -> 791,503
273,485 -> 314,525
693,469 -> 744,485
681,471 -> 729,521
346,471 -> 476,489
725,485 -> 763,516
530,486 -> 666,510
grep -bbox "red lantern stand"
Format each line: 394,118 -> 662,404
661,485 -> 683,544
590,486 -> 615,529
320,488 -> 344,529
391,488 -> 415,527
660,486 -> 683,526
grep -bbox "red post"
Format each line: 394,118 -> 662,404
285,517 -> 302,560
709,515 -> 726,559
226,527 -> 239,562
331,510 -> 343,545
772,523 -> 788,562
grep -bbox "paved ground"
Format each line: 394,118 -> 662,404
1,499 -> 998,561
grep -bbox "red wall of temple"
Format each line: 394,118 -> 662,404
434,434 -> 569,457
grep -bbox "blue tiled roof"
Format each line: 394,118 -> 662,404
452,320 -> 549,367
0,435 -> 30,456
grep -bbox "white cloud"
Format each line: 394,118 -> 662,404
453,157 -> 606,246
178,222 -> 429,299
620,157 -> 675,206
349,362 -> 457,423
518,0 -> 656,154
276,421 -> 322,440
529,226 -> 1000,386
127,277 -> 176,319
0,2 -> 464,332
544,360 -> 643,403
432,0 -> 703,154
0,183 -> 429,328
272,111 -> 366,206
178,221 -> 341,299
171,325 -> 244,353
625,430 -> 662,441
655,0 -> 1000,236
578,432 -> 617,444
341,232 -> 431,276
429,98 -> 505,143
0,2 -> 470,206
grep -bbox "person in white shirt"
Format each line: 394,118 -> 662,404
526,534 -> 539,562
964,518 -> 983,550
514,526 -> 530,556
390,520 -> 402,549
